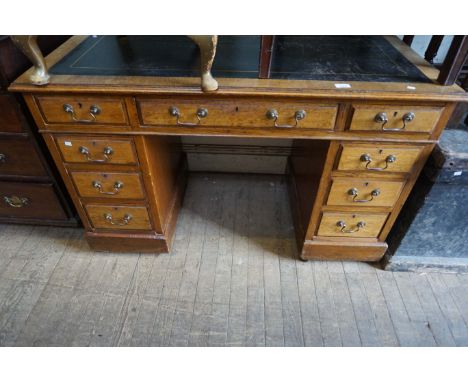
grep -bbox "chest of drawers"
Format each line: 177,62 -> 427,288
0,36 -> 77,226
9,35 -> 468,261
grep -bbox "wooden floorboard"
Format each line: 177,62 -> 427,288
1,173 -> 467,347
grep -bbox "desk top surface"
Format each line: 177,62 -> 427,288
10,35 -> 468,102
49,36 -> 431,84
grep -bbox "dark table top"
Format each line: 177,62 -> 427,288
49,35 -> 431,83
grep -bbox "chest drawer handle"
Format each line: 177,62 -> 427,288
0,153 -> 6,163
63,104 -> 101,123
104,213 -> 132,226
168,106 -> 208,127
266,109 -> 306,128
4,195 -> 29,208
347,187 -> 381,202
79,146 -> 113,163
360,153 -> 396,171
336,220 -> 365,233
92,180 -> 124,195
375,112 -> 415,131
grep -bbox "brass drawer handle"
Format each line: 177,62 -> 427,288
336,220 -> 365,233
0,153 -> 6,163
347,187 -> 381,203
168,106 -> 208,127
104,213 -> 132,226
92,180 -> 124,195
374,112 -> 415,131
360,153 -> 396,171
63,103 -> 101,123
78,146 -> 113,163
3,195 -> 29,208
266,109 -> 306,128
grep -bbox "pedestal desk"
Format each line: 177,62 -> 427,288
9,36 -> 468,261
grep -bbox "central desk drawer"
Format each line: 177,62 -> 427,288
327,178 -> 405,207
137,98 -> 338,130
70,171 -> 145,199
36,96 -> 129,126
318,212 -> 388,238
56,136 -> 138,165
337,143 -> 423,174
85,204 -> 152,231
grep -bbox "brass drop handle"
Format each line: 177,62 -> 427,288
168,106 -> 208,127
92,180 -> 124,195
4,195 -> 29,208
360,153 -> 396,171
104,213 -> 132,226
0,153 -> 6,163
63,103 -> 101,123
347,187 -> 381,203
336,220 -> 366,233
374,112 -> 415,131
266,109 -> 306,128
78,146 -> 113,163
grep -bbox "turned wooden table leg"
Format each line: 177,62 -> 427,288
10,35 -> 50,85
188,35 -> 218,92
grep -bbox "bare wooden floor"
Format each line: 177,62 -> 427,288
1,173 -> 468,346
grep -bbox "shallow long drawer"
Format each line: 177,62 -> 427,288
137,98 -> 338,130
0,181 -> 67,220
56,136 -> 138,165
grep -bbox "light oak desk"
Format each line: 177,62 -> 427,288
10,36 -> 468,261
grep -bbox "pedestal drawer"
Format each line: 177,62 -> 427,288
327,178 -> 405,207
70,171 -> 145,199
337,144 -> 423,173
0,138 -> 47,177
56,136 -> 138,165
317,212 -> 388,238
36,96 -> 129,125
85,204 -> 152,231
0,181 -> 67,220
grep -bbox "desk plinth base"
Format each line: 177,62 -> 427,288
300,240 -> 388,262
85,231 -> 171,253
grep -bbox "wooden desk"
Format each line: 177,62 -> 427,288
9,36 -> 468,261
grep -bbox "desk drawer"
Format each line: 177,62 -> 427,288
138,98 -> 338,130
85,204 -> 152,231
327,178 -> 405,207
337,144 -> 423,173
70,171 -> 145,199
36,96 -> 129,125
318,212 -> 388,238
0,181 -> 67,220
56,136 -> 138,165
0,138 -> 47,177
349,104 -> 442,134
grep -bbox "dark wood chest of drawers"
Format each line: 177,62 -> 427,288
0,36 -> 77,225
